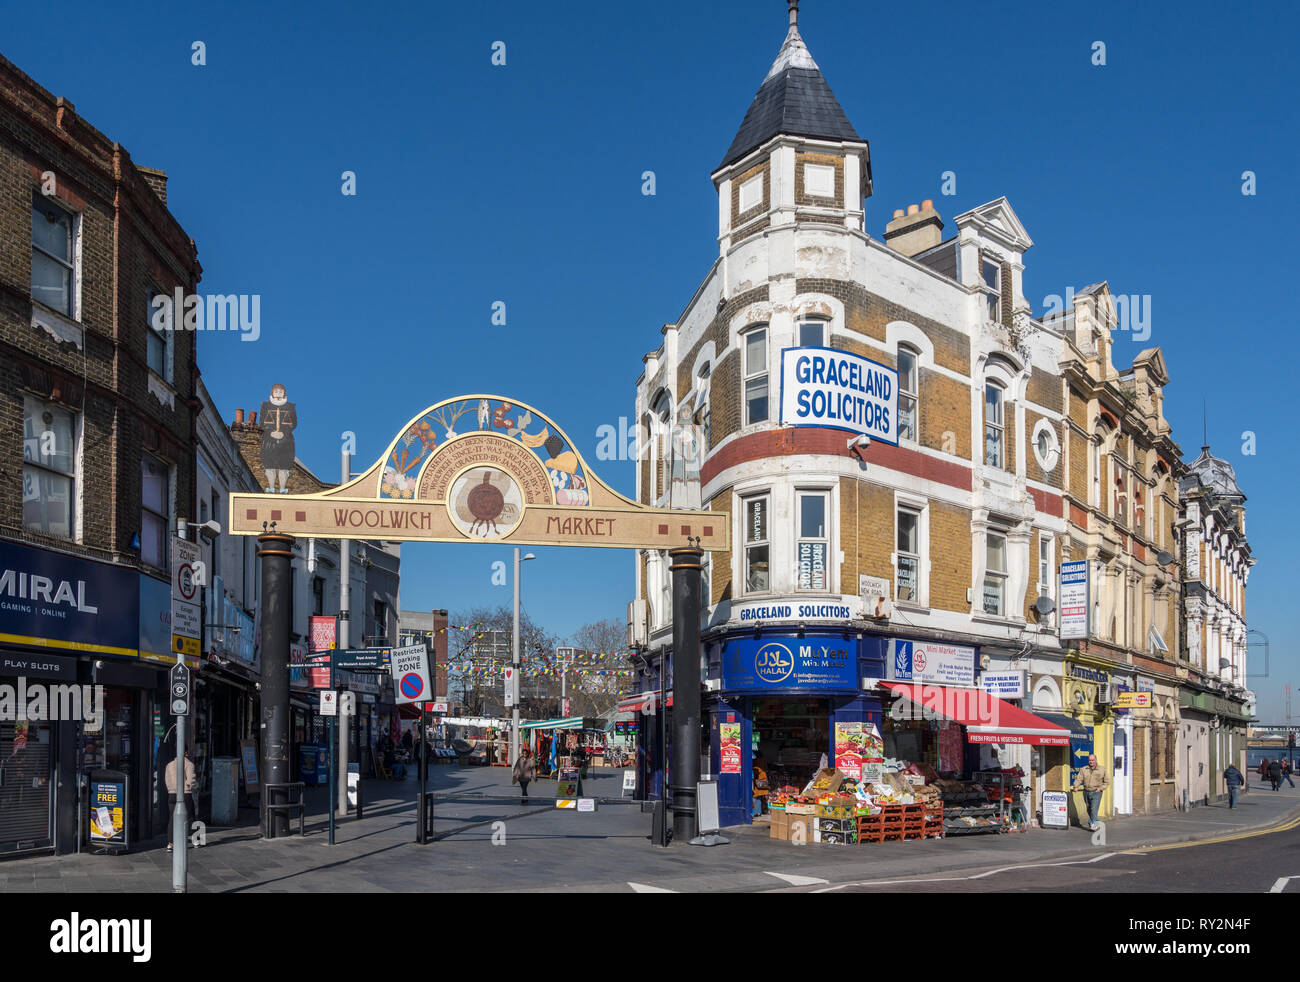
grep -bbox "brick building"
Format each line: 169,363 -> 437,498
0,53 -> 201,852
1051,284 -> 1186,816
627,4 -> 1082,827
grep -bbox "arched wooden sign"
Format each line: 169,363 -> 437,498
228,395 -> 727,551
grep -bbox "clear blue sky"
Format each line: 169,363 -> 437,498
7,0 -> 1296,717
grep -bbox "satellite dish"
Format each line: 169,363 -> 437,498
1156,551 -> 1175,566
1034,596 -> 1055,616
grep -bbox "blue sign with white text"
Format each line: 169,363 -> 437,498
779,347 -> 899,445
1070,730 -> 1095,786
0,540 -> 139,655
719,635 -> 858,693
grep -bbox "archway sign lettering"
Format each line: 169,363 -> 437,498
228,395 -> 728,551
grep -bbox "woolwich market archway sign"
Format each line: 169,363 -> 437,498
228,395 -> 727,551
231,395 -> 722,847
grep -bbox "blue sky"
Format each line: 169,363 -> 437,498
6,0 -> 1296,717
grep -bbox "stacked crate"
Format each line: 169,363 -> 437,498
902,803 -> 925,840
922,801 -> 945,838
880,804 -> 907,841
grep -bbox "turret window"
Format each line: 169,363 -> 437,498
744,327 -> 769,425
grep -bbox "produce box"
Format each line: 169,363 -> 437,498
785,802 -> 817,815
818,817 -> 856,833
821,830 -> 857,845
817,804 -> 855,820
770,819 -> 789,840
808,768 -> 846,794
788,816 -> 813,843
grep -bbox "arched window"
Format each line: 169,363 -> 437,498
983,381 -> 1005,468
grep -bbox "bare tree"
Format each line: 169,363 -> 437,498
448,606 -> 558,715
559,617 -> 632,717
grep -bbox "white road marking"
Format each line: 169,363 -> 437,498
764,871 -> 830,886
812,853 -> 1122,893
1269,876 -> 1298,893
627,882 -> 676,893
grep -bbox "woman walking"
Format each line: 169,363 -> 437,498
513,747 -> 536,802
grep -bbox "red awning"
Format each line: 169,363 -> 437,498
616,691 -> 672,714
881,682 -> 1073,746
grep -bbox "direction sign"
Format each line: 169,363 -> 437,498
170,662 -> 191,716
390,643 -> 432,706
333,648 -> 390,671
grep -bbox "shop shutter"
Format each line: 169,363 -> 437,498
0,722 -> 53,848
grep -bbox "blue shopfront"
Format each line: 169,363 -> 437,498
702,631 -> 887,828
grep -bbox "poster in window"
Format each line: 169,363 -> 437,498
833,721 -> 864,780
720,723 -> 742,773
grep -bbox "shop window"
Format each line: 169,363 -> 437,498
982,531 -> 1008,616
31,191 -> 76,317
984,382 -> 1004,468
897,345 -> 918,442
140,454 -> 170,569
895,506 -> 921,602
795,490 -> 829,591
743,493 -> 770,594
22,395 -> 77,539
743,328 -> 769,425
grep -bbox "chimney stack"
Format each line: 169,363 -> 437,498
884,199 -> 944,258
248,410 -> 258,426
235,408 -> 245,425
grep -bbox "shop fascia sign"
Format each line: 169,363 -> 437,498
778,347 -> 900,444
721,596 -> 863,626
888,639 -> 976,688
228,395 -> 728,552
978,670 -> 1026,700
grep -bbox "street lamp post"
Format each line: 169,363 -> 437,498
511,549 -> 536,764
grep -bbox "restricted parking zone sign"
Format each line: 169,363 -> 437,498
390,643 -> 432,706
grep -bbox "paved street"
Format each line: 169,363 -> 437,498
2,767 -> 1296,893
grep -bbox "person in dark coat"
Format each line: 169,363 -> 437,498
259,383 -> 297,493
1223,763 -> 1244,809
1282,759 -> 1296,789
1268,759 -> 1283,791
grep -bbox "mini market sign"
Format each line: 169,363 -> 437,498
228,395 -> 728,551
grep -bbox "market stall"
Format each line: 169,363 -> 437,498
520,716 -> 605,776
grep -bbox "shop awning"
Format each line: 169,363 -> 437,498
616,691 -> 672,714
520,716 -> 585,731
881,682 -> 1074,747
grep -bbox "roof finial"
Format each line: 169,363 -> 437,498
1203,397 -> 1209,452
788,0 -> 800,31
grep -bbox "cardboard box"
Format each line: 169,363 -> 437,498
818,817 -> 856,833
808,768 -> 846,794
821,830 -> 857,845
788,816 -> 813,843
817,804 -> 855,820
785,802 -> 817,815
770,820 -> 789,840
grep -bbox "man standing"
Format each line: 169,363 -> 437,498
1269,758 -> 1282,791
1223,762 -> 1244,809
1072,753 -> 1110,831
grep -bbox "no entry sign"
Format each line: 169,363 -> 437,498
390,643 -> 432,706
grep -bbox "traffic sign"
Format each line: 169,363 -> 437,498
170,662 -> 191,716
319,691 -> 338,716
171,536 -> 202,659
390,644 -> 432,706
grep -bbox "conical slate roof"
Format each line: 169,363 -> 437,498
1185,445 -> 1245,501
718,12 -> 862,171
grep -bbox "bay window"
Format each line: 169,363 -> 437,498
743,494 -> 770,594
796,491 -> 829,591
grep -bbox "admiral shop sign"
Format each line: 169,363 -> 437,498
720,635 -> 857,693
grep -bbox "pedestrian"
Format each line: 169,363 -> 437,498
1283,758 -> 1296,789
1071,753 -> 1110,831
1258,758 -> 1269,788
401,727 -> 413,756
1268,758 -> 1282,791
1223,762 -> 1244,809
752,755 -> 770,818
165,748 -> 197,853
513,747 -> 535,801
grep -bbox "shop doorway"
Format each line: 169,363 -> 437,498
1113,720 -> 1132,814
0,720 -> 54,852
751,697 -> 830,791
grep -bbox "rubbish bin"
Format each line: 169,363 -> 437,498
211,758 -> 240,826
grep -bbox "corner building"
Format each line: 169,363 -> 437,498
629,6 -> 1078,827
